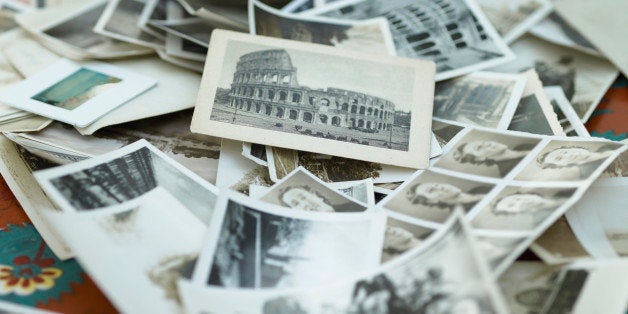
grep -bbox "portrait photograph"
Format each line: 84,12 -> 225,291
435,129 -> 542,178
381,216 -> 434,263
382,170 -> 495,223
515,139 -> 625,181
259,167 -> 368,213
471,186 -> 577,231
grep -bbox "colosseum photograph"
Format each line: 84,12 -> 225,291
192,31 -> 436,169
210,42 -> 418,151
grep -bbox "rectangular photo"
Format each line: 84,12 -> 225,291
149,18 -> 214,48
381,214 -> 436,263
250,0 -> 395,55
433,71 -> 526,129
93,0 -> 165,49
249,178 -> 375,206
179,212 -> 508,314
191,30 -> 436,169
0,59 -> 156,127
258,167 -> 369,213
193,192 -> 386,289
302,0 -> 515,80
33,139 -> 219,223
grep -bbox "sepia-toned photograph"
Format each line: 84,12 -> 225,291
259,167 -> 368,212
435,128 -> 542,178
199,193 -> 384,289
250,0 -> 394,55
33,140 -> 219,223
515,139 -> 625,182
381,216 -> 434,263
433,72 -> 526,129
192,30 -> 436,169
490,34 -> 618,121
477,0 -> 551,43
382,170 -> 495,223
94,0 -> 165,49
305,0 -> 514,80
471,186 -> 577,231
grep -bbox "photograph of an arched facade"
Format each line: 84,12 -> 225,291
192,30 -> 436,169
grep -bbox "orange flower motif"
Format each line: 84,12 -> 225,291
0,264 -> 62,296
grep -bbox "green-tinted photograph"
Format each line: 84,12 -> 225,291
32,68 -> 122,110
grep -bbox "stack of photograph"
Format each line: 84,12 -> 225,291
0,0 -> 627,313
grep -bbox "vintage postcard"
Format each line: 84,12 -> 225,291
266,146 -> 417,184
507,70 -> 564,136
33,139 -> 219,223
216,139 -> 273,195
0,59 -> 156,127
191,30 -> 436,169
0,136 -> 72,259
500,260 -> 628,314
93,0 -> 165,50
250,0 -> 395,56
258,167 -> 369,212
303,0 -> 515,81
528,12 -> 600,57
48,188 -> 206,313
544,86 -> 590,137
490,34 -> 618,122
192,191 -> 386,289
433,71 -> 526,129
15,0 -> 153,59
18,110 -> 221,183
179,212 -> 508,313
149,18 -> 213,48
555,0 -> 628,78
477,0 -> 552,43
241,142 -> 267,166
567,178 -> 628,258
380,126 -> 627,274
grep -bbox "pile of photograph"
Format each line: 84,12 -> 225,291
0,0 -> 627,313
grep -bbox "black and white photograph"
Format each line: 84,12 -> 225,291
93,0 -> 165,49
471,186 -> 577,231
48,189 -> 206,314
515,139 -> 625,182
382,216 -> 434,263
490,34 -> 618,121
477,0 -> 551,43
508,95 -> 555,135
432,119 -> 465,147
179,213 -> 508,314
34,1 -> 151,58
435,128 -> 542,178
433,72 -> 526,129
216,139 -> 274,195
195,192 -> 385,289
381,170 -> 495,223
149,18 -> 213,48
33,140 -> 219,223
192,30 -> 436,169
259,167 -> 368,213
328,179 -> 374,205
266,146 -> 413,184
250,0 -> 394,55
303,0 -> 514,80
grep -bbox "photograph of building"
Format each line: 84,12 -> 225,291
211,48 -> 408,150
317,0 -> 508,73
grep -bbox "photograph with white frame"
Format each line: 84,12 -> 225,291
93,0 -> 165,50
301,0 -> 515,81
0,59 -> 156,127
191,30 -> 436,169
